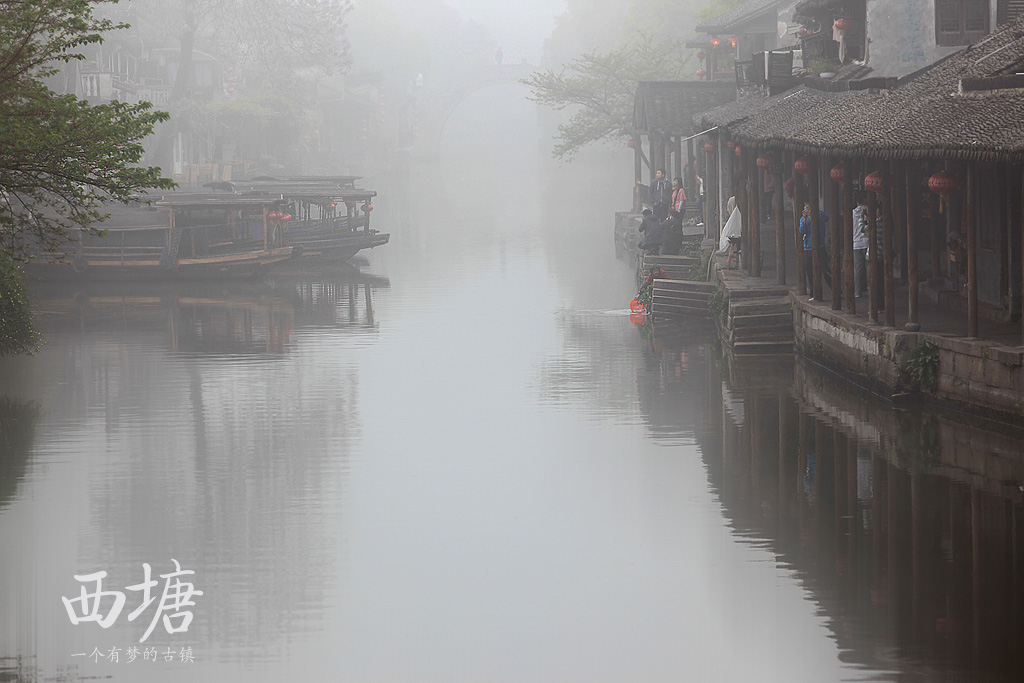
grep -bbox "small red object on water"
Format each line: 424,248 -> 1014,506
629,313 -> 647,325
629,298 -> 643,312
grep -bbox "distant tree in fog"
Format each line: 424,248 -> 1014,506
523,34 -> 690,159
127,0 -> 353,169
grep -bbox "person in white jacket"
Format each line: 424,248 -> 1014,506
852,192 -> 869,297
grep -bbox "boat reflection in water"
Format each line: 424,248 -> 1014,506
636,324 -> 1024,683
28,266 -> 388,356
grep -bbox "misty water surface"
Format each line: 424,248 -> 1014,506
1,86 -> 1021,683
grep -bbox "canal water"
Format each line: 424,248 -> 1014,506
1,87 -> 1022,682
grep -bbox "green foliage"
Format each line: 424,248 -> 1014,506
901,340 -> 939,392
708,288 -> 728,325
523,34 -> 691,159
0,251 -> 40,356
806,58 -> 841,77
0,0 -> 175,261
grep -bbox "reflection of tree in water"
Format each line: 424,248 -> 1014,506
0,396 -> 40,512
8,279 -> 377,665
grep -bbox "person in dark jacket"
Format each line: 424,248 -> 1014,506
638,208 -> 663,255
649,169 -> 671,221
661,210 -> 683,255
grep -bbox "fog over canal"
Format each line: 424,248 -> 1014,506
1,85 -> 1022,683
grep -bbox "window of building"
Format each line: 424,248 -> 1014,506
936,0 -> 991,45
997,0 -> 1024,25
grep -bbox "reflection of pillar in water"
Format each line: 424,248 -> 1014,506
349,284 -> 357,322
871,450 -> 886,609
365,285 -> 373,325
888,464 -> 912,644
847,435 -> 858,592
778,396 -> 791,526
911,471 -> 923,631
971,486 -> 981,668
797,412 -> 808,541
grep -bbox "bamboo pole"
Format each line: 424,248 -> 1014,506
809,158 -> 823,299
906,167 -> 921,331
882,167 -> 896,327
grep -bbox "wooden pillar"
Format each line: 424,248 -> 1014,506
967,164 -> 979,337
750,152 -> 762,277
906,167 -> 921,331
1000,164 -> 1010,303
868,188 -> 880,323
843,164 -> 856,314
633,136 -> 643,213
775,166 -> 786,285
882,168 -> 897,327
648,133 -> 657,186
262,205 -> 268,250
675,135 -> 683,182
830,159 -> 843,310
794,170 -> 807,296
809,159 -> 823,299
739,149 -> 749,274
1021,166 -> 1024,346
930,185 -> 942,279
686,138 -> 696,198
893,162 -> 908,281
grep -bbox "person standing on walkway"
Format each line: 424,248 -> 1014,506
649,169 -> 671,221
852,192 -> 869,298
800,202 -> 831,299
671,176 -> 687,220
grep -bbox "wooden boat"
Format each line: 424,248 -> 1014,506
27,194 -> 297,279
227,178 -> 390,263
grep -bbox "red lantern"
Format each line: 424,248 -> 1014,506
362,203 -> 373,212
830,163 -> 844,183
696,69 -> 706,79
704,141 -> 715,154
833,18 -> 850,32
928,170 -> 958,195
727,140 -> 735,150
283,214 -> 292,222
710,37 -> 721,46
729,36 -> 739,46
864,171 -> 884,194
696,51 -> 706,59
756,154 -> 774,170
626,138 -> 637,149
785,177 -> 795,199
794,156 -> 812,175
734,145 -> 742,158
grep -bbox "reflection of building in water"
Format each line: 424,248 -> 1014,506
692,349 -> 1024,682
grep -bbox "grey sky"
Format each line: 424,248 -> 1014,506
443,0 -> 566,63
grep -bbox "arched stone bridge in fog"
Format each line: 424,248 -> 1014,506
411,61 -> 535,159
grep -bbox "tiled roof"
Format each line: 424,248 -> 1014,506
695,0 -> 789,34
634,81 -> 737,134
696,17 -> 1024,162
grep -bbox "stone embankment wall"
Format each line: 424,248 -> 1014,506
792,298 -> 1024,422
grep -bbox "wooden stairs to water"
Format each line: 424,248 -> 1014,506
642,254 -> 700,280
725,288 -> 794,356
